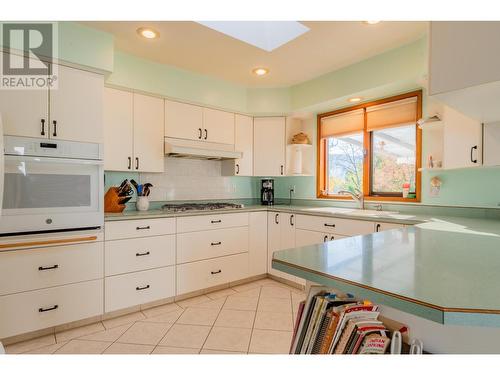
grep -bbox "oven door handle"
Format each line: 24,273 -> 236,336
4,155 -> 104,166
0,236 -> 98,250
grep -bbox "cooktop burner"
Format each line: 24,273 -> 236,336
161,202 -> 245,212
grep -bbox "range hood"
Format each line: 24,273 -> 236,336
164,137 -> 242,160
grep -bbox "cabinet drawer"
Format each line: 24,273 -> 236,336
105,218 -> 176,240
0,242 -> 103,296
177,253 -> 248,295
105,235 -> 175,276
105,266 -> 175,313
0,279 -> 103,339
177,227 -> 248,264
295,215 -> 375,236
176,212 -> 249,233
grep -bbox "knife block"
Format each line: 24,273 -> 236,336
104,187 -> 126,213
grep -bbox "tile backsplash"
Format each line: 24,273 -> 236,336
105,158 -> 259,202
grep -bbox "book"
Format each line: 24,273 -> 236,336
290,286 -> 333,354
289,301 -> 305,354
358,333 -> 391,354
329,304 -> 379,353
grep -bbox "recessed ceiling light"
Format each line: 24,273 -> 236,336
137,27 -> 159,39
252,67 -> 269,76
363,21 -> 381,25
348,97 -> 362,103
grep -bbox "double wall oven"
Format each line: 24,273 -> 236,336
0,136 -> 104,236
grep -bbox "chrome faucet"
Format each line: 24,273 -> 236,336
338,189 -> 364,209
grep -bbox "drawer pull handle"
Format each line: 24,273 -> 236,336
211,241 -> 222,246
136,285 -> 150,291
211,270 -> 222,275
38,264 -> 59,271
376,224 -> 381,232
39,305 -> 58,313
324,223 -> 336,228
136,226 -> 151,230
323,235 -> 328,242
331,236 -> 335,241
211,220 -> 222,224
136,251 -> 150,257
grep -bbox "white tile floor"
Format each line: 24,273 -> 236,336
5,278 -> 306,355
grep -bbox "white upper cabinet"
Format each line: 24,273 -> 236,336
103,88 -> 164,172
0,53 -> 49,138
253,117 -> 286,176
483,122 -> 500,166
164,100 -> 203,141
0,54 -> 103,143
133,93 -> 164,172
429,22 -> 500,122
103,88 -> 133,171
202,108 -> 235,144
221,114 -> 253,176
50,65 -> 104,143
442,106 -> 483,169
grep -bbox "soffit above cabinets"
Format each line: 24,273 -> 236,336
81,21 -> 428,88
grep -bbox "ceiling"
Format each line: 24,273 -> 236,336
82,21 -> 428,88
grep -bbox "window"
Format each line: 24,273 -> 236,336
317,90 -> 422,202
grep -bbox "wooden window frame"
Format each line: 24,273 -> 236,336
317,90 -> 422,203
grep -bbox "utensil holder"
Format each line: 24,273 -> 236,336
136,196 -> 150,211
104,187 -> 126,213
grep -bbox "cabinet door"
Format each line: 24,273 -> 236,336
164,100 -> 203,141
103,88 -> 133,171
249,212 -> 268,277
133,93 -> 164,172
203,107 -> 235,145
0,53 -> 49,138
295,229 -> 329,247
443,105 -> 483,168
483,122 -> 500,166
50,65 -> 103,143
267,212 -> 297,283
280,213 -> 296,250
374,222 -> 404,232
253,117 -> 286,176
235,114 -> 253,175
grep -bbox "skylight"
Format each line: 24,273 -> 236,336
197,21 -> 310,52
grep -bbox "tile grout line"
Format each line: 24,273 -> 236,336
198,294 -> 230,353
246,285 -> 263,354
151,304 -> 188,354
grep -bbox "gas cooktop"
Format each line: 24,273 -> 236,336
161,202 -> 245,212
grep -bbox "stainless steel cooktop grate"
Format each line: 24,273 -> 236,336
161,202 -> 244,212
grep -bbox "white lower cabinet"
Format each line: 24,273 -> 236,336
267,212 -> 301,284
295,214 -> 375,236
295,229 -> 346,247
177,227 -> 248,264
0,279 -> 103,339
375,222 -> 405,232
0,242 -> 103,296
177,253 -> 249,295
248,212 -> 268,277
105,235 -> 176,276
105,266 -> 175,313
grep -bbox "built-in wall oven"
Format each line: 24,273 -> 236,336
0,136 -> 104,236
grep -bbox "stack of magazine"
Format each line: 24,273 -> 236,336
290,286 -> 391,354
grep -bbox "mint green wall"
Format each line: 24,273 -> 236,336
107,51 -> 249,113
0,22 -> 114,72
289,38 -> 428,112
58,22 -> 114,72
246,87 -> 291,114
422,168 -> 500,207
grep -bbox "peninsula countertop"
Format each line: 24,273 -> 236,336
272,222 -> 500,327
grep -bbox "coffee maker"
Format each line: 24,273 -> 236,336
261,179 -> 274,205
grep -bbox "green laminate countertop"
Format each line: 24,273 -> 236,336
105,204 -> 427,225
272,221 -> 500,327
